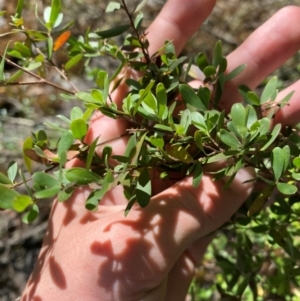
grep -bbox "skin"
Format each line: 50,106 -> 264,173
21,1 -> 300,300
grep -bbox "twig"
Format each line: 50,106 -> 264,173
0,55 -> 77,95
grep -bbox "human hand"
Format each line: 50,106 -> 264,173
21,1 -> 300,300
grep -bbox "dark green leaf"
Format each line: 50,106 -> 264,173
156,83 -> 167,120
192,162 -> 203,188
65,167 -> 101,185
196,52 -> 209,70
16,0 -> 24,17
86,137 -> 99,169
247,186 -> 275,216
136,168 -> 151,207
22,204 -> 39,224
203,66 -> 216,78
179,84 -> 205,111
96,24 -> 130,39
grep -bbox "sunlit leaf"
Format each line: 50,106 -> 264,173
0,184 -> 19,209
70,119 -> 87,139
261,76 -> 278,104
7,161 -> 18,183
277,182 -> 297,195
106,1 -> 121,12
13,195 -> 33,212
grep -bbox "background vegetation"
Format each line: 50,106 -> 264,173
0,0 -> 300,300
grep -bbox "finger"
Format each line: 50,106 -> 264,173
147,0 -> 216,56
220,6 -> 300,111
165,236 -> 213,301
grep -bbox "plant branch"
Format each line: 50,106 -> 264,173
0,55 -> 77,95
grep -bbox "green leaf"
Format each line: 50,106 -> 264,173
179,84 -> 205,111
7,161 -> 18,183
96,24 -> 130,39
196,52 -> 209,70
70,106 -> 83,120
58,186 -> 74,202
65,167 -> 101,185
261,76 -> 278,104
133,0 -> 148,13
22,136 -> 33,173
70,119 -> 87,139
156,83 -> 167,120
203,66 -> 216,78
293,157 -> 300,169
49,0 -> 62,28
165,144 -> 194,163
231,103 -> 246,127
13,195 -> 33,212
224,64 -> 246,82
192,162 -> 203,188
124,134 -> 137,161
247,186 -> 275,216
261,123 -> 281,151
34,186 -> 61,199
149,136 -> 164,149
136,168 -> 151,207
277,183 -> 297,195
16,0 -> 24,17
219,129 -> 240,148
0,184 -> 19,209
86,137 -> 99,169
106,2 -> 121,12
0,173 -> 12,185
58,130 -> 74,157
33,172 -> 60,187
212,40 -> 223,67
282,145 -> 290,173
272,147 -> 285,182
22,204 -> 39,224
0,42 -> 11,81
134,12 -> 143,29
65,53 -> 83,70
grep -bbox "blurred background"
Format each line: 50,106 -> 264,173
0,0 -> 300,300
